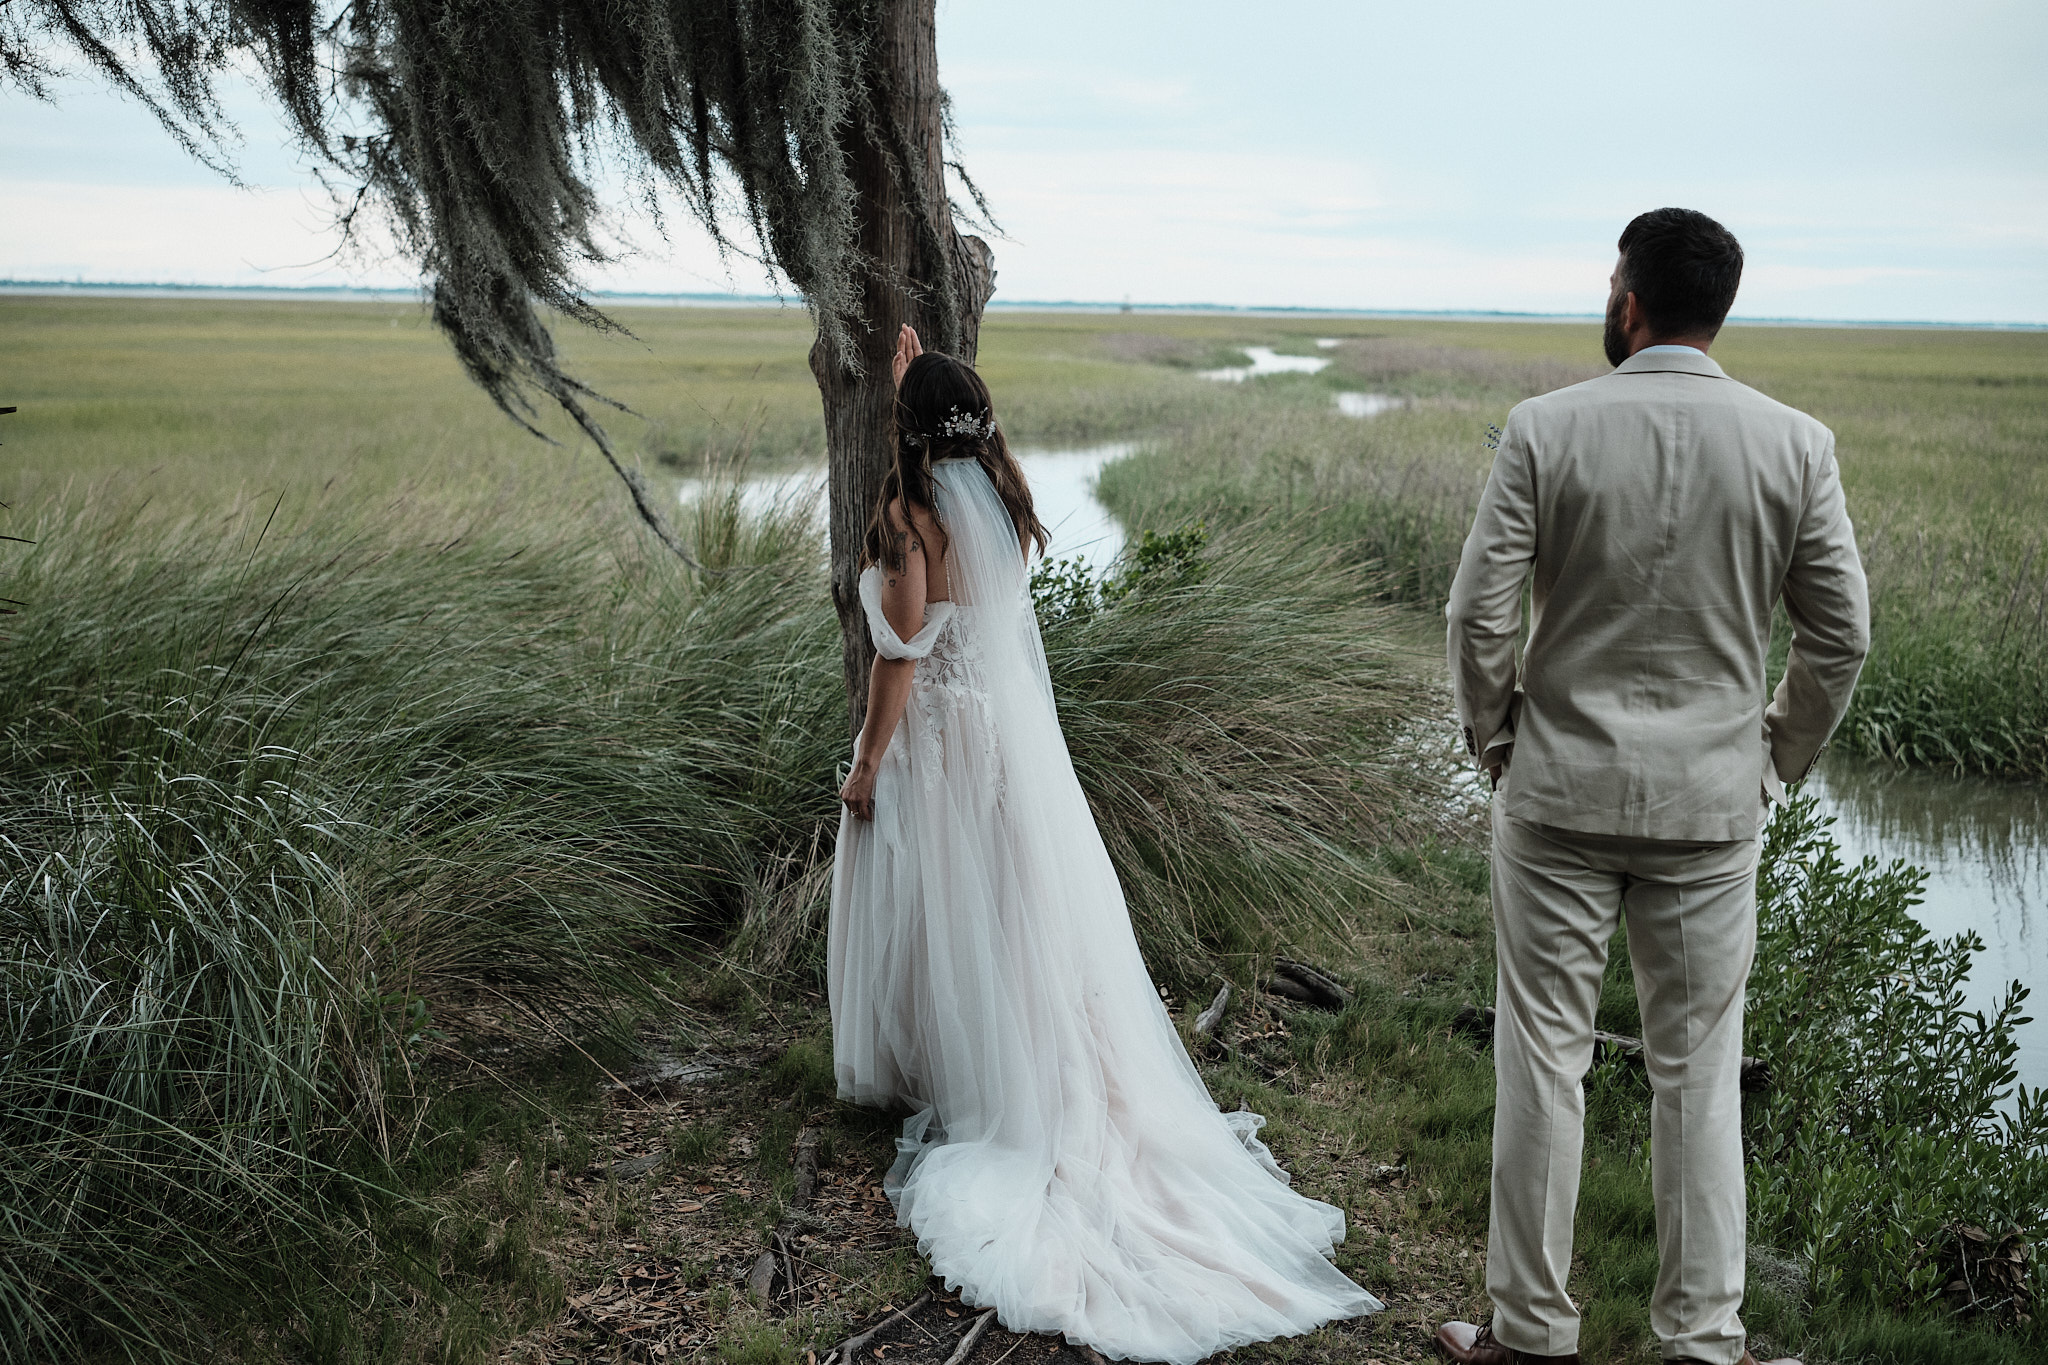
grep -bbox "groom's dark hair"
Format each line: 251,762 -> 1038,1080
1617,208 -> 1744,338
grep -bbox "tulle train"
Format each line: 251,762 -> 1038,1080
828,458 -> 1382,1363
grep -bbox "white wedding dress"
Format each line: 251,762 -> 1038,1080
827,458 -> 1382,1364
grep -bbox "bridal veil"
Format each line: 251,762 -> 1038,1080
828,457 -> 1382,1363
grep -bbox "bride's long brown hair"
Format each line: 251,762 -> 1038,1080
861,352 -> 1049,572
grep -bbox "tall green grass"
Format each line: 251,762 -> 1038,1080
0,485 -> 836,1356
1041,528 -> 1442,976
7,297 -> 2040,1357
735,514 -> 1445,982
0,472 -> 1438,1355
14,299 -> 2039,779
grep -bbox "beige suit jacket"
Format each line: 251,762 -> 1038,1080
1446,346 -> 1870,841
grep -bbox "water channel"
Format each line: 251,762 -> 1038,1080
676,441 -> 1136,574
683,425 -> 2046,1097
1805,757 -> 2048,1093
1194,344 -> 1404,421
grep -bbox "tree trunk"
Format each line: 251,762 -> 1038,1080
810,0 -> 994,735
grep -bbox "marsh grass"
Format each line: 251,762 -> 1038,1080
0,452 -> 1440,1353
1043,527 -> 1448,979
22,296 -> 2038,784
0,481 -> 839,1356
7,298 -> 2043,1360
730,516 -> 1447,987
1090,321 -> 2048,778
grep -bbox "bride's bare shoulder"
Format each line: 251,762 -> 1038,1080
888,497 -> 947,552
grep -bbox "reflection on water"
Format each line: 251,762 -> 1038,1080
1017,443 -> 1137,573
1336,392 -> 1402,419
675,442 -> 1137,575
1806,754 -> 2048,1092
1197,346 -> 1333,382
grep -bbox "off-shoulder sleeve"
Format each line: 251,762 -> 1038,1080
859,565 -> 956,660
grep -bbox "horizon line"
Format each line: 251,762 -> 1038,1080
4,278 -> 2044,332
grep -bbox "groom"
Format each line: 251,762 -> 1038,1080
1436,209 -> 1869,1365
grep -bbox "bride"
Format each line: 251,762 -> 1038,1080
829,326 -> 1382,1364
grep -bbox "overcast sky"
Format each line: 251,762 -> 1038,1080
5,0 -> 2044,321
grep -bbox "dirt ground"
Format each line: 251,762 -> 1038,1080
494,981 -> 1493,1365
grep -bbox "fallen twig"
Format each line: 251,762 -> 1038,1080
1275,958 -> 1353,1009
1267,958 -> 1352,1011
1193,982 -> 1231,1039
775,1228 -> 795,1302
823,1290 -> 934,1365
939,1308 -> 997,1365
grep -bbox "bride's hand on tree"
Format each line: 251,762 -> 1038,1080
891,324 -> 922,390
840,762 -> 878,821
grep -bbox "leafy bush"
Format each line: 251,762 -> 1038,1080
1029,523 -> 1210,626
1747,793 -> 2048,1331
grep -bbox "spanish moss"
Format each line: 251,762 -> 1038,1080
6,0 -> 964,446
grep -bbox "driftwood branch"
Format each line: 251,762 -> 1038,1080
1193,982 -> 1232,1039
746,1245 -> 777,1300
791,1125 -> 820,1207
1266,959 -> 1353,1012
939,1308 -> 997,1365
748,1123 -> 823,1302
824,1290 -> 934,1365
1452,1004 -> 1772,1092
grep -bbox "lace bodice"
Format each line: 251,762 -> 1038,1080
913,603 -> 985,696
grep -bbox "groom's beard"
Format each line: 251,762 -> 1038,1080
1602,291 -> 1632,367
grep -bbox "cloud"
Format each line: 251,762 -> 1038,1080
1,181 -> 389,286
5,3 -> 2044,322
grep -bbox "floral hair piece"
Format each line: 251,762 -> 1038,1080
902,404 -> 996,448
938,405 -> 996,440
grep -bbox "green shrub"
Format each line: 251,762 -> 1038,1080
1747,793 -> 2048,1333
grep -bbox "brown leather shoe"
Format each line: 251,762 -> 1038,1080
1434,1319 -> 1580,1364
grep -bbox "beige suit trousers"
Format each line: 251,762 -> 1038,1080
1487,802 -> 1759,1365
